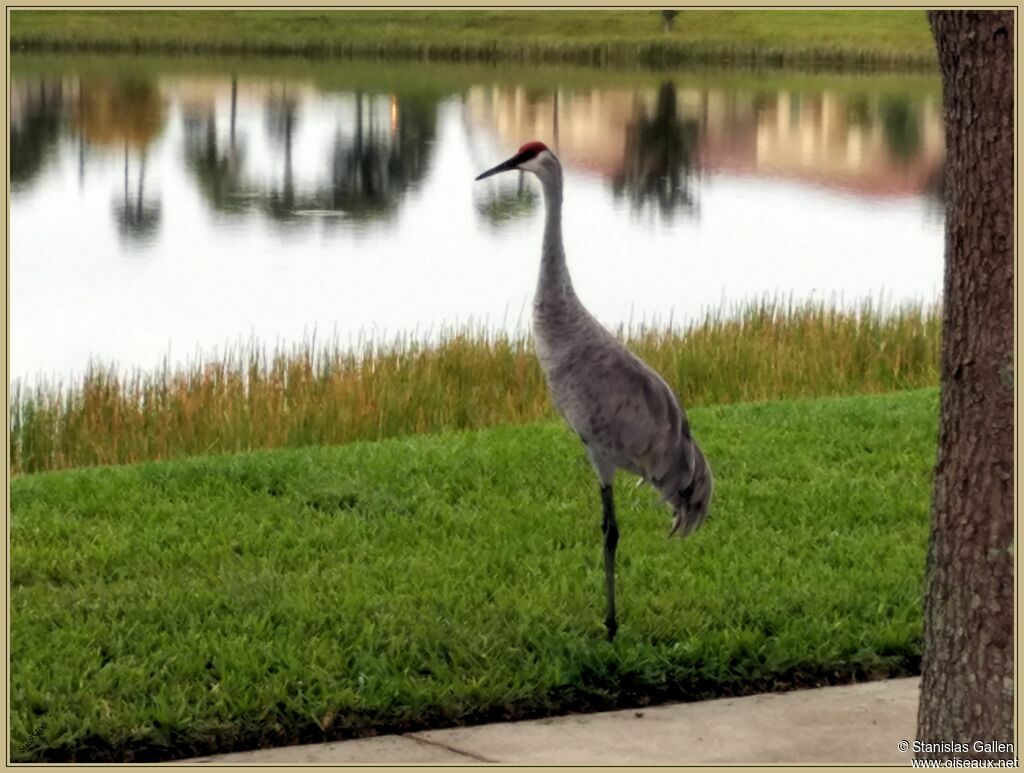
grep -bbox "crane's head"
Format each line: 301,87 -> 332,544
475,141 -> 559,182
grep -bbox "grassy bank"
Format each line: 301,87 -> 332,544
9,10 -> 936,70
10,298 -> 941,475
11,388 -> 936,762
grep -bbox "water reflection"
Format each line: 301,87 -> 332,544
880,96 -> 922,163
76,77 -> 165,149
180,84 -> 438,225
183,83 -> 248,215
463,81 -> 943,204
75,77 -> 167,243
612,81 -> 700,217
10,78 -> 66,190
474,172 -> 540,229
9,59 -> 945,381
261,87 -> 302,219
320,93 -> 437,222
11,71 -> 945,227
112,149 -> 161,243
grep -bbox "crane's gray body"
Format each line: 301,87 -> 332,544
531,153 -> 712,536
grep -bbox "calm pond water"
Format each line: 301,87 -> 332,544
10,55 -> 945,382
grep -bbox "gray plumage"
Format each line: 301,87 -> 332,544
476,143 -> 712,640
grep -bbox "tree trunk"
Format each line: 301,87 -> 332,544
917,11 -> 1014,761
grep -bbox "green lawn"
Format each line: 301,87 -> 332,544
11,388 -> 936,761
10,10 -> 936,69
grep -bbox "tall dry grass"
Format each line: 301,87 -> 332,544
10,297 -> 940,474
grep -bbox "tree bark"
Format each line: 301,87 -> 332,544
917,11 -> 1014,761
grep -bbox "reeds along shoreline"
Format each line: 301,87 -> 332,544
9,37 -> 938,73
10,298 -> 941,475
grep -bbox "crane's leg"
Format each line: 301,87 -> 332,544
601,484 -> 619,641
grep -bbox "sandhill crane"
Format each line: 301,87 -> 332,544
476,141 -> 713,641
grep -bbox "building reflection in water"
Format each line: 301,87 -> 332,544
464,79 -> 944,210
701,88 -> 944,197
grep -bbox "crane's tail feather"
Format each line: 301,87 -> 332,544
668,508 -> 705,538
667,448 -> 713,538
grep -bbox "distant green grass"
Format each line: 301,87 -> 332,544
10,10 -> 937,70
11,388 -> 937,762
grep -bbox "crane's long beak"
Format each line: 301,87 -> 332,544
475,149 -> 532,180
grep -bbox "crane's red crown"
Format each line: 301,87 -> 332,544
518,141 -> 549,157
474,141 -> 551,181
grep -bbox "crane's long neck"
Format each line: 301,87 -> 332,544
537,167 -> 575,301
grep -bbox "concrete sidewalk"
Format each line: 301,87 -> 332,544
186,677 -> 919,765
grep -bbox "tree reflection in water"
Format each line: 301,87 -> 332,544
879,95 -> 922,164
182,85 -> 437,227
612,81 -> 699,219
113,146 -> 161,243
321,93 -> 438,223
10,78 -> 65,191
263,87 -> 299,218
74,77 -> 166,244
183,77 -> 247,215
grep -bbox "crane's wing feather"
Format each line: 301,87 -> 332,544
554,337 -> 695,491
605,351 -> 695,488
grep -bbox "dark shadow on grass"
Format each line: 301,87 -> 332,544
31,656 -> 920,763
303,492 -> 360,512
